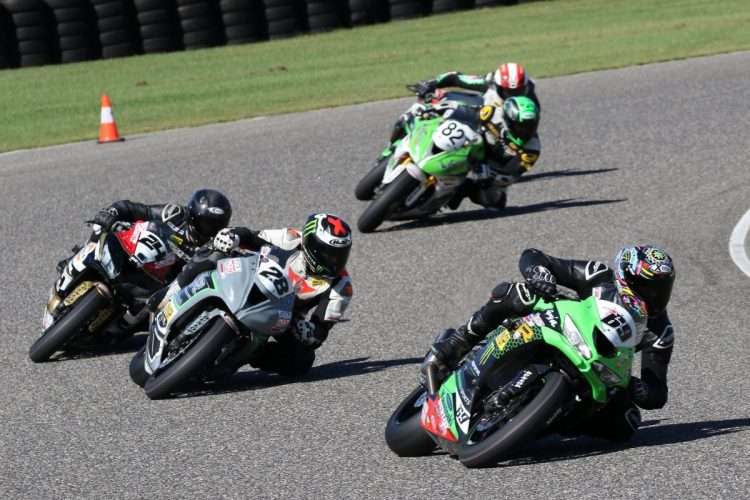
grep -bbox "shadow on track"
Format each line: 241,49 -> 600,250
44,334 -> 147,361
379,197 -> 626,232
499,417 -> 750,467
176,356 -> 423,399
516,167 -> 619,184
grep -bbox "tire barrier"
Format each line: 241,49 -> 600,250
219,0 -> 266,45
132,0 -> 181,54
47,0 -> 99,63
0,0 -> 523,69
347,0 -> 386,26
262,0 -> 306,39
431,0 -> 474,14
177,0 -> 223,50
388,0 -> 429,21
304,0 -> 343,33
2,0 -> 55,67
92,0 -> 138,59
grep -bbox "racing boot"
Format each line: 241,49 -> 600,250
421,325 -> 482,387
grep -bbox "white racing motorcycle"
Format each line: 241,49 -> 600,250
130,246 -> 295,399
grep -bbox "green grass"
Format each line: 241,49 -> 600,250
1,0 -> 749,152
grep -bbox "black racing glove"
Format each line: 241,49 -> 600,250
90,207 -> 119,232
523,265 -> 558,298
414,80 -> 437,100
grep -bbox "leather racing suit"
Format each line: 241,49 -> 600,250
426,248 -> 674,440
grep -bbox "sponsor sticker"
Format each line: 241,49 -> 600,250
218,258 -> 242,275
495,331 -> 511,351
163,302 -> 176,322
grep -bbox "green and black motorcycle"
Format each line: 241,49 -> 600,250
385,295 -> 640,468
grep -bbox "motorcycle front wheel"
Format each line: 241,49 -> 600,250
29,289 -> 109,363
354,158 -> 388,201
457,370 -> 569,468
143,318 -> 235,400
129,346 -> 148,387
357,171 -> 420,233
384,385 -> 437,457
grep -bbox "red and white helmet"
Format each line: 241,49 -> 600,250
493,63 -> 528,99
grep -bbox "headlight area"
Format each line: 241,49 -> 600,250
592,362 -> 622,386
563,315 -> 592,359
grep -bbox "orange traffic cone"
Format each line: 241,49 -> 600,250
98,94 -> 124,143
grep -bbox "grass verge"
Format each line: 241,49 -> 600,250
1,0 -> 749,152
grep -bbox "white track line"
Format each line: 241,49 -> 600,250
729,208 -> 750,277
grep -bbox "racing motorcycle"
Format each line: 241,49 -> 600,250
355,86 -> 487,233
30,220 -> 180,362
129,246 -> 295,400
384,295 -> 639,468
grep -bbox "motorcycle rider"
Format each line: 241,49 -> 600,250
384,62 -> 540,152
87,189 -> 233,265
70,189 -> 232,338
381,97 -> 540,210
164,212 -> 354,377
413,62 -> 540,109
421,245 -> 676,441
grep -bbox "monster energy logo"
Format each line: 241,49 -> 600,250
303,220 -> 317,237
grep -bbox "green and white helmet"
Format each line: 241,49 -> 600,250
501,96 -> 539,147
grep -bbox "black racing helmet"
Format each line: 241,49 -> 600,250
186,189 -> 232,244
301,213 -> 352,279
614,245 -> 675,316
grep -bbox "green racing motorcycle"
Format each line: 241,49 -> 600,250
384,295 -> 640,467
355,94 -> 486,233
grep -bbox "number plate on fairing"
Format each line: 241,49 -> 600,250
433,120 -> 477,151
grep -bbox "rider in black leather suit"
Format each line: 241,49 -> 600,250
423,246 -> 676,441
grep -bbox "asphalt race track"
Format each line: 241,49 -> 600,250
2,52 -> 749,499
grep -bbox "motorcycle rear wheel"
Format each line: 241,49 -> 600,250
144,318 -> 235,400
357,171 -> 419,233
29,289 -> 108,363
457,370 -> 569,468
384,385 -> 437,456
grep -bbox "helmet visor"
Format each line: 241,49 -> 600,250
629,277 -> 673,315
509,119 -> 537,144
308,242 -> 351,277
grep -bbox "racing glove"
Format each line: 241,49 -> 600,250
414,79 -> 437,100
523,265 -> 558,299
90,207 -> 119,232
293,319 -> 324,349
213,228 -> 240,253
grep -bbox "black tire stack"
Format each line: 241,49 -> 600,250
176,0 -> 223,50
475,0 -> 518,6
431,0 -> 474,14
92,0 -> 138,59
261,0 -> 306,39
133,0 -> 181,54
0,3 -> 13,68
388,0 -> 429,21
219,0 -> 266,45
2,0 -> 55,67
303,0 -> 344,33
45,0 -> 99,64
347,0 -> 387,26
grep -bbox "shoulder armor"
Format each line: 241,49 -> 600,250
258,228 -> 302,251
584,261 -> 610,281
161,204 -> 185,224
